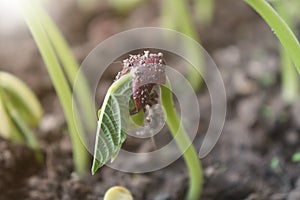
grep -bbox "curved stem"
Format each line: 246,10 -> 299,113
244,0 -> 300,73
160,82 -> 203,200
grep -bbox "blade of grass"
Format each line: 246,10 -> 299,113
244,0 -> 300,73
273,1 -> 299,103
20,1 -> 88,175
161,0 -> 204,91
280,48 -> 299,103
32,0 -> 95,131
194,0 -> 215,26
174,0 -> 204,91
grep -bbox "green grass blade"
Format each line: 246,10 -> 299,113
273,0 -> 299,103
244,0 -> 300,73
161,0 -> 204,91
20,1 -> 88,175
32,1 -> 95,131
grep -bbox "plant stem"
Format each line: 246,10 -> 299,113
175,0 -> 204,91
244,0 -> 300,73
20,1 -> 88,175
273,1 -> 299,103
195,0 -> 215,25
161,0 -> 204,91
280,45 -> 299,103
32,0 -> 95,131
160,82 -> 203,200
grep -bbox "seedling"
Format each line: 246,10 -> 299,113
104,186 -> 133,200
272,0 -> 299,103
194,0 -> 215,26
20,0 -> 95,174
161,0 -> 204,91
0,72 -> 42,160
244,0 -> 300,73
92,51 -> 203,200
245,0 -> 300,177
237,1 -> 300,105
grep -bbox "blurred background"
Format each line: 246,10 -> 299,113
1,0 -> 300,199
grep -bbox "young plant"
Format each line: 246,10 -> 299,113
273,0 -> 299,103
161,0 -> 204,91
245,0 -> 300,170
0,72 -> 42,160
104,186 -> 133,200
19,0 -> 95,175
92,51 -> 203,200
244,0 -> 300,73
194,0 -> 215,26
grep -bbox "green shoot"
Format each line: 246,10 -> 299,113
280,47 -> 299,103
19,1 -> 88,175
273,0 -> 299,103
160,81 -> 203,200
32,1 -> 95,132
92,52 -> 203,200
0,72 -> 42,161
194,0 -> 215,26
161,0 -> 204,91
108,0 -> 144,14
104,186 -> 133,200
244,0 -> 300,73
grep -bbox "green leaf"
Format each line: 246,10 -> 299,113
92,74 -> 133,174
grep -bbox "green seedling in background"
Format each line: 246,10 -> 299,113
161,0 -> 204,91
92,52 -> 203,200
245,0 -> 300,172
244,0 -> 300,74
0,72 -> 42,160
273,0 -> 299,104
20,0 -> 95,175
194,0 -> 215,26
108,0 -> 144,14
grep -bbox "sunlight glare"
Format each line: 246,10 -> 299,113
0,0 -> 24,33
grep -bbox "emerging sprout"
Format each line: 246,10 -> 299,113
92,51 -> 166,173
104,186 -> 133,200
92,51 -> 203,200
0,72 -> 42,144
116,51 -> 166,114
0,72 -> 42,159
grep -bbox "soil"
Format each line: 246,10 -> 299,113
0,0 -> 300,199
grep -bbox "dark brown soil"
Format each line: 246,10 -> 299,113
0,0 -> 300,199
